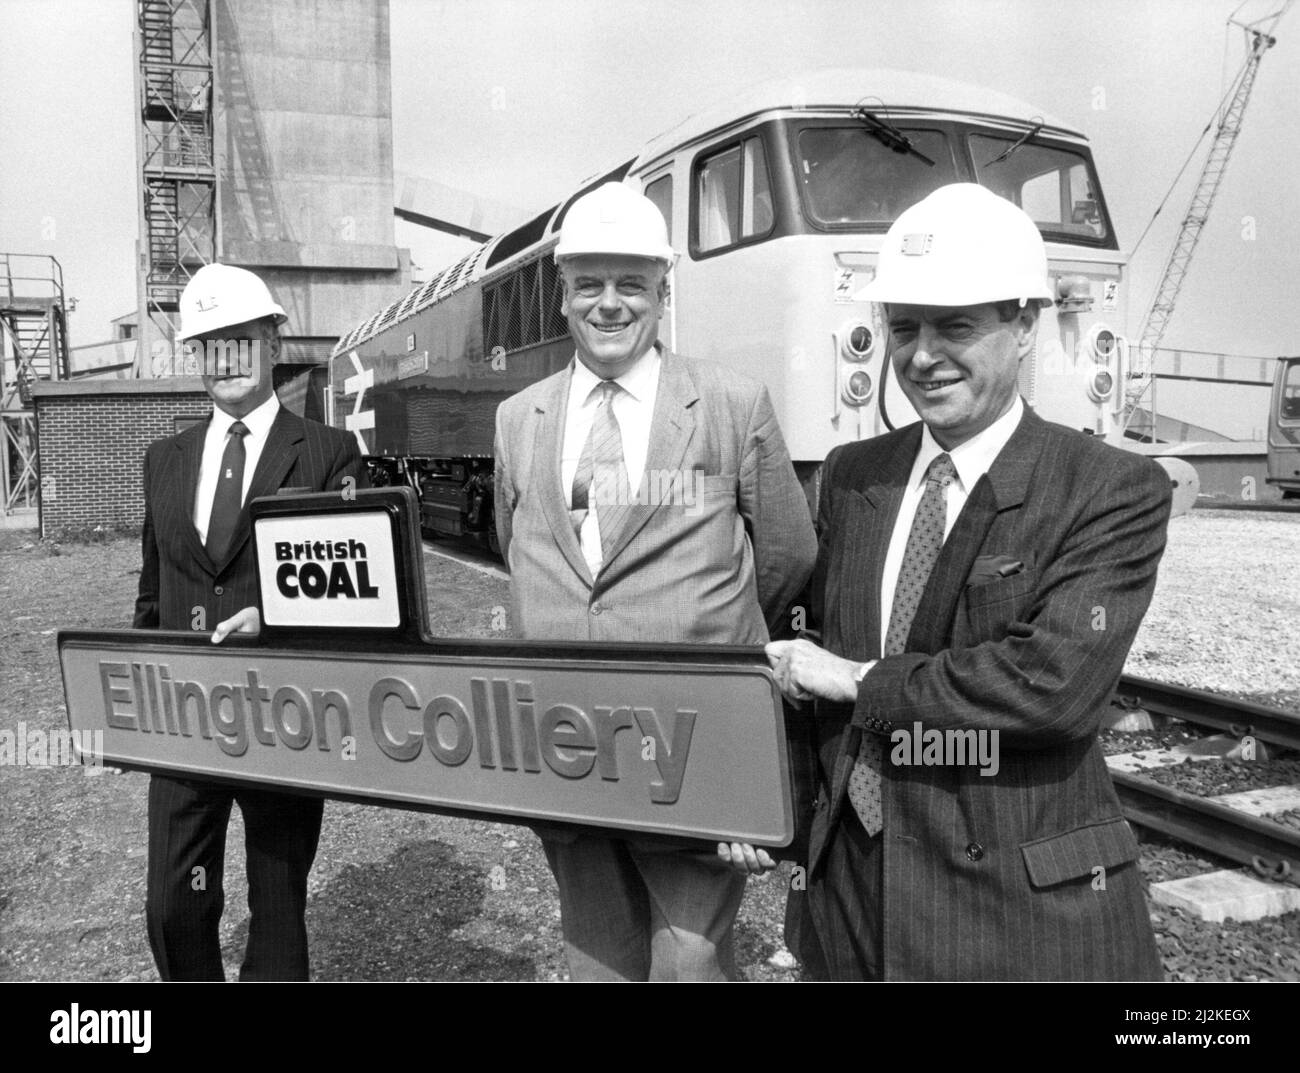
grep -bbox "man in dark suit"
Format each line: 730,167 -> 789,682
495,183 -> 816,980
760,184 -> 1171,980
134,263 -> 365,980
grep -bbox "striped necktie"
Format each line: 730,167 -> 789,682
848,451 -> 958,836
570,380 -> 631,564
205,419 -> 250,562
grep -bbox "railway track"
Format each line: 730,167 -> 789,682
1194,499 -> 1300,514
1115,675 -> 1300,753
1110,675 -> 1300,886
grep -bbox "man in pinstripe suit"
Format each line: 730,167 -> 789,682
761,185 -> 1170,980
133,264 -> 365,980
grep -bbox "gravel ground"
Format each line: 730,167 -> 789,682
1100,725 -> 1200,756
1,507 -> 1297,982
1139,756 -> 1300,797
1126,509 -> 1300,713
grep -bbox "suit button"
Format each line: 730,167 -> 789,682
214,585 -> 224,596
590,603 -> 601,615
965,842 -> 984,862
813,796 -> 826,811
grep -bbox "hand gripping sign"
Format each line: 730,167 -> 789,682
58,489 -> 807,852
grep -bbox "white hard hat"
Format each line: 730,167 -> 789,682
856,183 -> 1054,307
179,263 -> 288,340
554,182 -> 674,264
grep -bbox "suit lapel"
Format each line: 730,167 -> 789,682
843,427 -> 919,659
533,364 -> 593,585
906,406 -> 1046,654
173,419 -> 215,576
211,408 -> 304,575
823,427 -> 918,827
599,348 -> 697,568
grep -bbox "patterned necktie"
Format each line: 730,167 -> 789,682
848,452 -> 958,835
570,380 -> 631,564
204,420 -> 249,562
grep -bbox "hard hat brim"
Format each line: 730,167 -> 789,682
178,307 -> 287,341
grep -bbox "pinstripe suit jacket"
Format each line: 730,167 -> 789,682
493,348 -> 816,645
800,406 -> 1170,980
133,407 -> 365,632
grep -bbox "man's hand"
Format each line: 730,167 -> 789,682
765,639 -> 867,704
212,606 -> 261,643
717,842 -> 777,875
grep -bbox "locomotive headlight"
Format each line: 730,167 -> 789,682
1090,325 -> 1117,364
1087,367 -> 1115,402
840,322 -> 874,362
1055,275 -> 1094,314
842,369 -> 874,406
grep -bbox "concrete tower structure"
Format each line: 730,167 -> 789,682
135,0 -> 408,383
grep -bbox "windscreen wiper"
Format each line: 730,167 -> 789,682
852,107 -> 935,167
984,121 -> 1045,166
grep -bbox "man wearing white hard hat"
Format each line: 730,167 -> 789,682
494,183 -> 816,980
133,263 -> 365,980
761,184 -> 1170,980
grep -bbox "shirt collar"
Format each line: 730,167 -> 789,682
569,343 -> 662,405
210,392 -> 280,439
915,395 -> 1024,492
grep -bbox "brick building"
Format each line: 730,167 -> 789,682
31,379 -> 210,535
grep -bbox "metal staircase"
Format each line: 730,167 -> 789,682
134,0 -> 215,369
1,255 -> 70,512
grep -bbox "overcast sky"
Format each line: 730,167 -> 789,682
1,0 -> 1294,434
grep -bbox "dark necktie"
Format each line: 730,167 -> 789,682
204,420 -> 249,562
570,380 -> 631,564
848,452 -> 958,835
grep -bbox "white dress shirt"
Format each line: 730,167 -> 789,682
878,396 -> 1024,657
193,394 -> 281,545
561,346 -> 662,576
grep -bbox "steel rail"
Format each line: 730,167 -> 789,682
1193,500 -> 1300,514
1115,675 -> 1300,753
1113,770 -> 1300,886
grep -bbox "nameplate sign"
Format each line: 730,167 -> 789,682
58,633 -> 794,847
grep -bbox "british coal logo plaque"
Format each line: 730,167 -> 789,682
249,487 -> 429,642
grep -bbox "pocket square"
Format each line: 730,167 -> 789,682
967,554 -> 1025,586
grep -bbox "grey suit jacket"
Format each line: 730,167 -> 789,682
794,407 -> 1171,980
493,347 -> 816,645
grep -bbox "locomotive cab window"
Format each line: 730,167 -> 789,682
693,136 -> 774,256
644,173 -> 673,237
969,134 -> 1113,245
1280,361 -> 1300,423
795,125 -> 956,228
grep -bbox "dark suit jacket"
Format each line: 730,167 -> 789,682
134,407 -> 366,631
801,407 -> 1170,981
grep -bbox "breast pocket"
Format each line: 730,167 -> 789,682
963,564 -> 1037,639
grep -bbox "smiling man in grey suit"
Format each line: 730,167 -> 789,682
494,183 -> 816,980
762,184 -> 1170,981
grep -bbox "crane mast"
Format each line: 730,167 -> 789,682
1124,3 -> 1290,440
